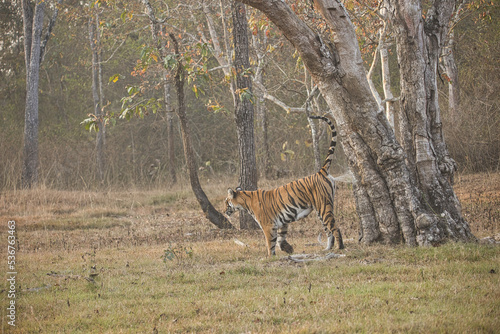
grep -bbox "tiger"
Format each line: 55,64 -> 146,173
224,114 -> 344,256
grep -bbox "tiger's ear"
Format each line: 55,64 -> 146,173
227,188 -> 236,199
236,186 -> 242,191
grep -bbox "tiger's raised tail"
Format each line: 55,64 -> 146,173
309,115 -> 337,171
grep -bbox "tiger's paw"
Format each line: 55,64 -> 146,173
279,240 -> 294,254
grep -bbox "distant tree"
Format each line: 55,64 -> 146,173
21,0 -> 60,188
140,0 -> 177,184
88,3 -> 106,183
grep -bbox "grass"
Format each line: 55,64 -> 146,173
1,172 -> 499,333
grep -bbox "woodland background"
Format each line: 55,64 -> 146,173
0,0 -> 499,190
1,1 -> 499,332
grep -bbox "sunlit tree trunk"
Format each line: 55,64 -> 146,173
240,0 -> 475,246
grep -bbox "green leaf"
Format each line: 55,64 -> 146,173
80,117 -> 99,132
127,86 -> 137,96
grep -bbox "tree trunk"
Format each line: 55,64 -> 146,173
251,31 -> 272,180
21,0 -> 45,188
231,2 -> 259,230
89,8 -> 105,183
169,33 -> 233,230
141,0 -> 177,184
254,82 -> 272,179
240,0 -> 475,246
21,0 -> 60,188
164,86 -> 177,184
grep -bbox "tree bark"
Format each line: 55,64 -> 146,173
169,34 -> 234,230
239,0 -> 475,246
231,2 -> 259,230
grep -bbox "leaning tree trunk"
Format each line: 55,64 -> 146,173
240,0 -> 475,246
169,34 -> 233,230
231,2 -> 259,230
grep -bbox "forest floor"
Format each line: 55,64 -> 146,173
1,172 -> 499,333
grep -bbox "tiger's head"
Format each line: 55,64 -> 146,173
224,187 -> 243,216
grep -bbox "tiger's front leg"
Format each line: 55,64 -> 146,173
262,226 -> 278,256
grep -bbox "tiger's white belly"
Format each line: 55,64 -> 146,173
296,207 -> 313,220
274,206 -> 313,228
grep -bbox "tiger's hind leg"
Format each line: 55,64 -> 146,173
318,209 -> 344,250
277,224 -> 294,254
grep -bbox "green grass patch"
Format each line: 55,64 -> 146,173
148,191 -> 190,206
9,242 -> 499,333
25,216 -> 131,231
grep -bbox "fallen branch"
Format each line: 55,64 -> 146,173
286,253 -> 345,263
233,238 -> 249,248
